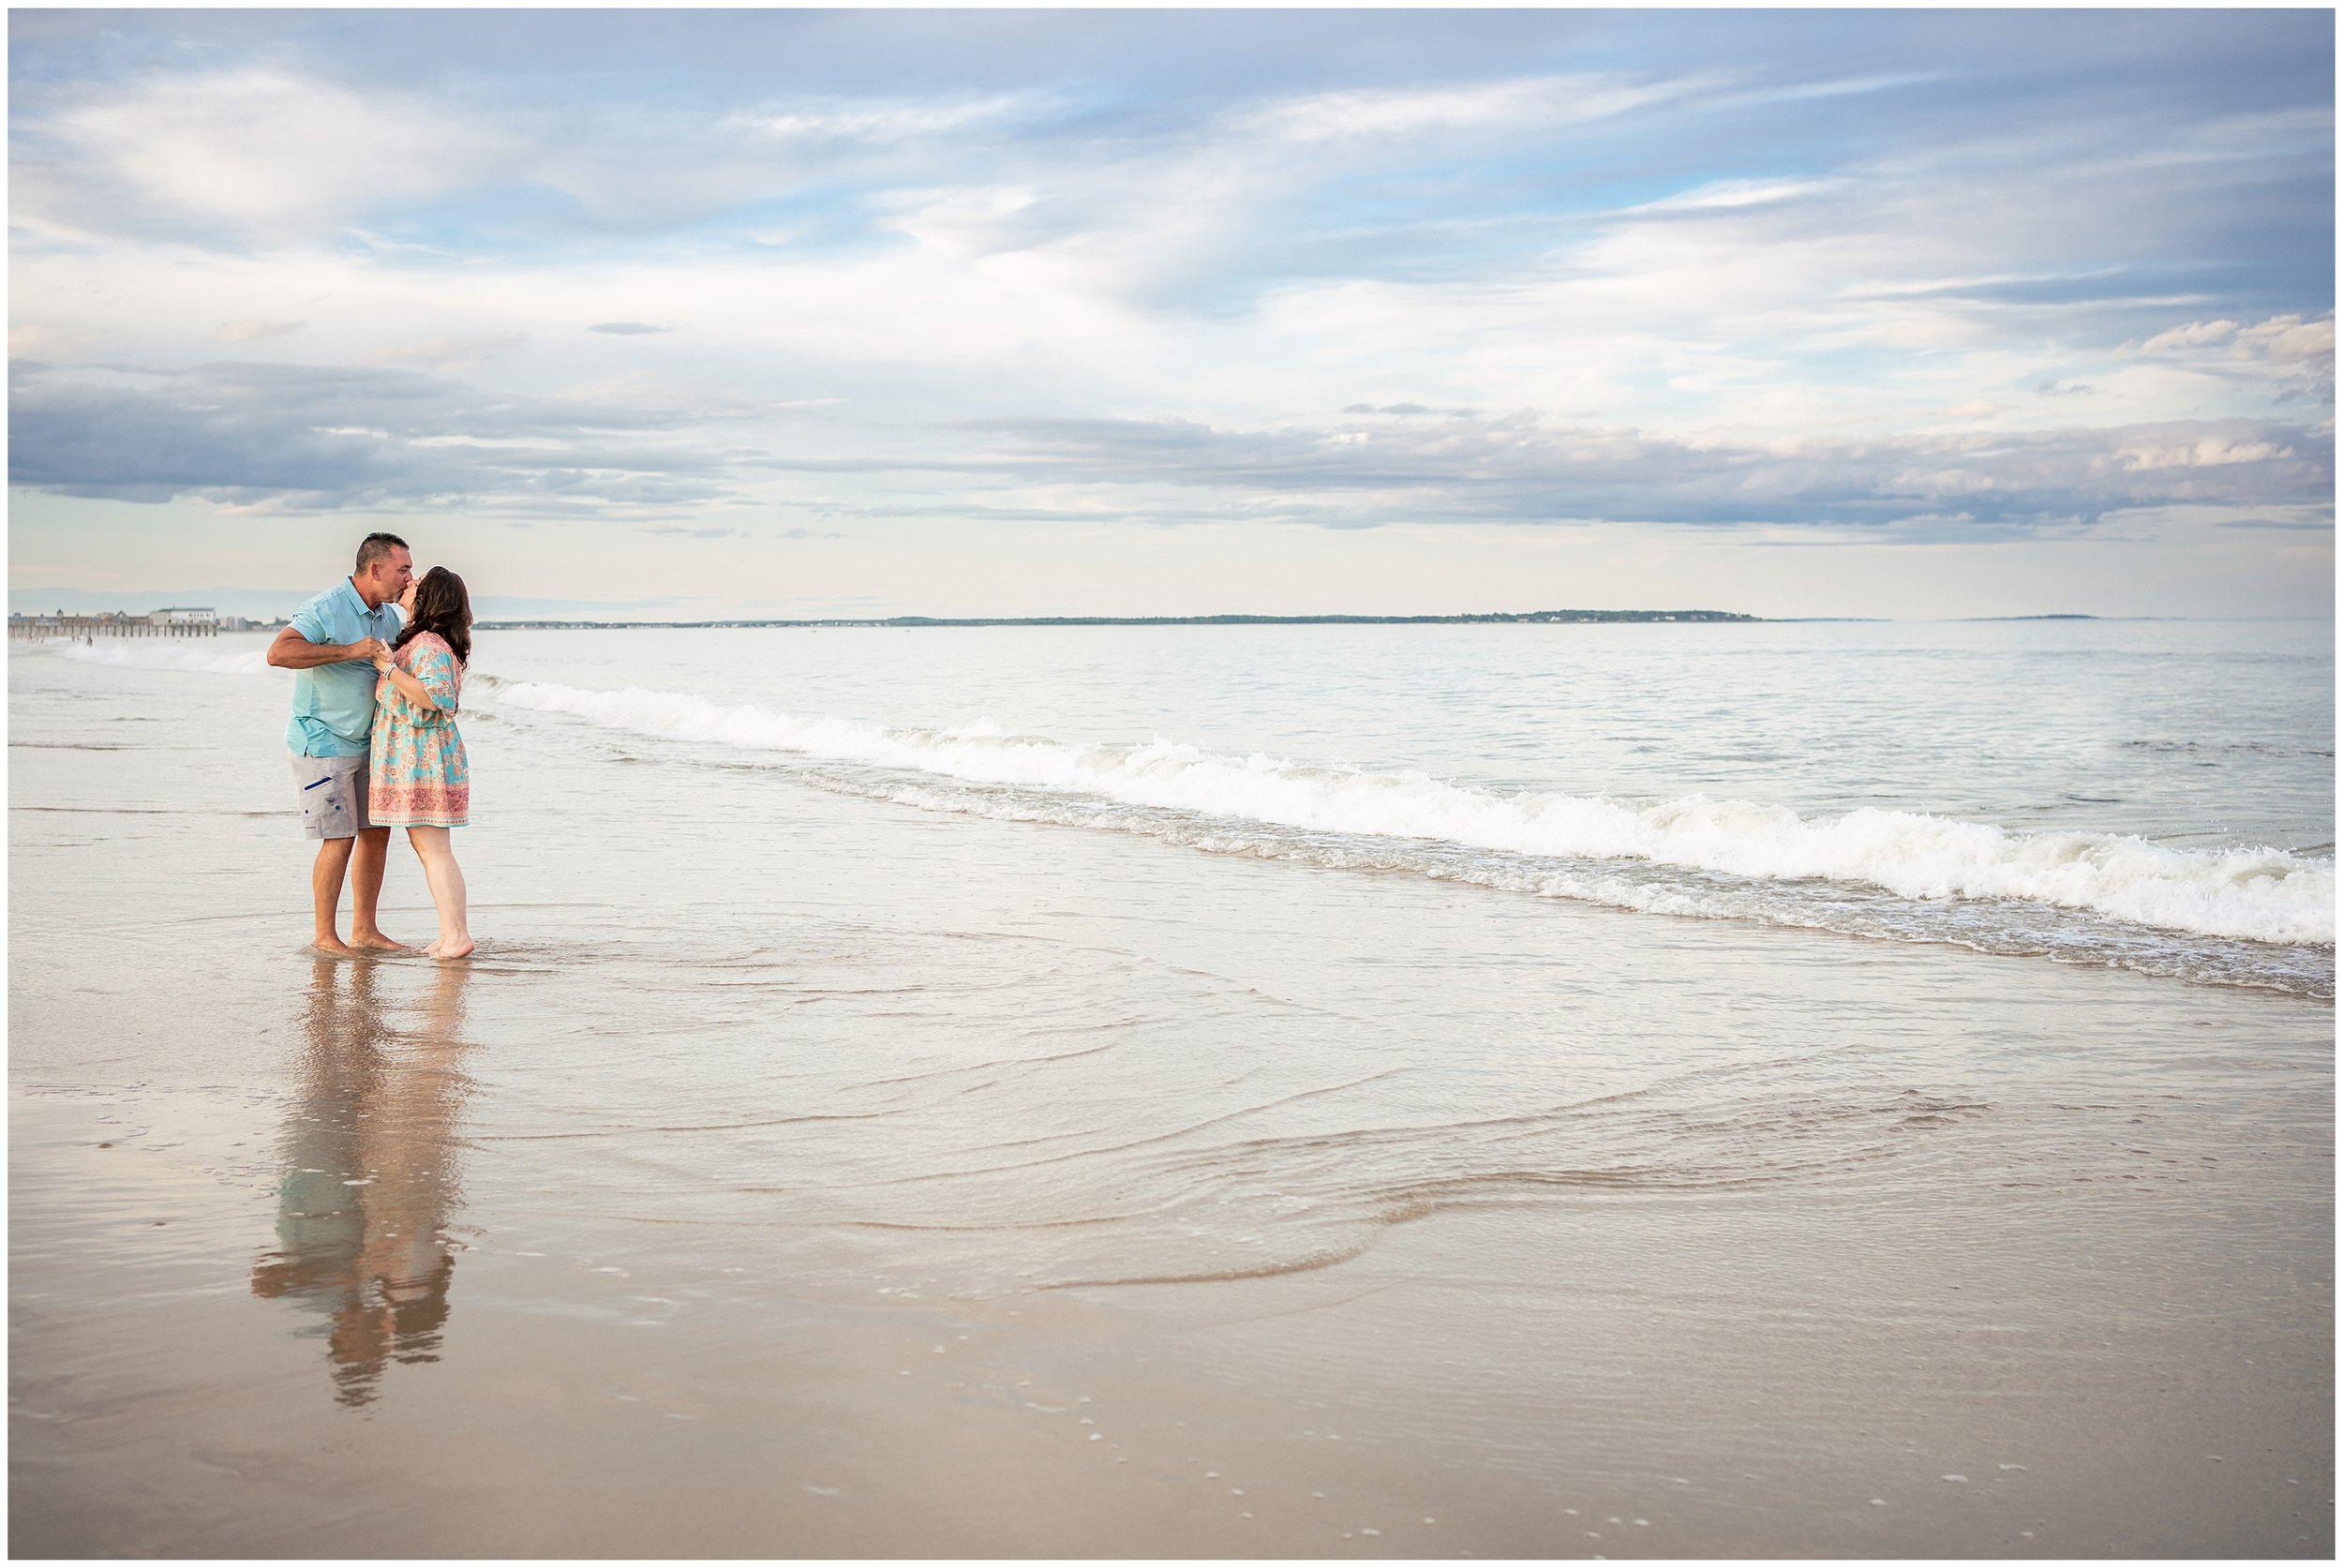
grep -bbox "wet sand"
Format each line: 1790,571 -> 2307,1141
9,645 -> 2333,1557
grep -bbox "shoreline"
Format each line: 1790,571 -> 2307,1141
10,618 -> 2331,1559
471,609 -> 1768,629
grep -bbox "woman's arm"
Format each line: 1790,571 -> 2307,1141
371,647 -> 456,712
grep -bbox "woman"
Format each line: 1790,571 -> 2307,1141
370,567 -> 473,960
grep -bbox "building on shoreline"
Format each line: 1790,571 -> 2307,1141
7,607 -> 276,641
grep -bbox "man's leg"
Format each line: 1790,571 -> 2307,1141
311,835 -> 359,955
348,826 -> 410,949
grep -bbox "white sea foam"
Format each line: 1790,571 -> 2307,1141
54,641 -> 273,676
847,780 -> 2332,995
480,678 -> 2336,948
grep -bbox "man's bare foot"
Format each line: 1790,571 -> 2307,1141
425,938 -> 475,961
311,936 -> 360,957
350,931 -> 414,953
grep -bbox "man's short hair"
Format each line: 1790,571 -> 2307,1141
355,532 -> 410,573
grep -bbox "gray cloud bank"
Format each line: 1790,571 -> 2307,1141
8,360 -> 725,515
787,411 -> 2336,534
10,358 -> 2328,535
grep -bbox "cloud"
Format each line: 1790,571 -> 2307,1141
14,68 -> 513,245
2131,312 -> 2336,403
7,325 -> 91,361
15,73 -> 1060,254
33,347 -> 2308,537
838,70 -> 1730,304
2236,314 -> 2336,364
589,321 -> 673,336
8,359 -> 725,515
2115,435 -> 2290,470
1232,72 -> 1706,144
724,92 -> 1052,146
371,333 -> 530,369
2140,319 -> 2240,353
1622,177 -> 1840,215
917,410 -> 2333,531
2236,313 -> 2336,402
216,319 -> 305,343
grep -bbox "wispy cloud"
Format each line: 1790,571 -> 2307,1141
1621,177 -> 1841,216
14,67 -> 513,245
1231,71 -> 1708,143
216,319 -> 305,343
724,91 -> 1054,146
370,333 -> 530,370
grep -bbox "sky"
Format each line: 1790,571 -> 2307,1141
7,7 -> 2336,620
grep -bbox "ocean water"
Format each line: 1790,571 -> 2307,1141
95,618 -> 2327,988
11,619 -> 2334,1556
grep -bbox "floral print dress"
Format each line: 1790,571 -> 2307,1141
368,632 -> 470,827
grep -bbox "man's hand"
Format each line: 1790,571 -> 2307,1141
344,636 -> 385,665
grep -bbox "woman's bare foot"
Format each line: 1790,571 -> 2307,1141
425,938 -> 474,961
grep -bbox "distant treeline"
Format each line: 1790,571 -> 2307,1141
473,609 -> 1763,630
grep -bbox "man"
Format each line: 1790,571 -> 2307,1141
268,532 -> 416,955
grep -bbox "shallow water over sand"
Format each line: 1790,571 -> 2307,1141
9,630 -> 2333,1557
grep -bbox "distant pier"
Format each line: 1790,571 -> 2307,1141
9,608 -> 231,643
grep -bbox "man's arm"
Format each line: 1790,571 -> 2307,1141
266,625 -> 381,669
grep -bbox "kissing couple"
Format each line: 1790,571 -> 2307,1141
267,531 -> 476,960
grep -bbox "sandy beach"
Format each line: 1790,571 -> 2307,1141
10,7 -> 2336,1556
8,629 -> 2332,1558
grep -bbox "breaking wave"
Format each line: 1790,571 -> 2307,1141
477,677 -> 2334,955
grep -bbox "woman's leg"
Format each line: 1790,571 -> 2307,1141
404,825 -> 473,959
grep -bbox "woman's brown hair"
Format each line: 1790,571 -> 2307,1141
394,566 -> 472,666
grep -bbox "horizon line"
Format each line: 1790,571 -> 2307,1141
15,603 -> 2336,626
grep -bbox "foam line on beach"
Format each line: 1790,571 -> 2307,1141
844,777 -> 2332,996
56,642 -> 273,676
476,676 -> 2336,949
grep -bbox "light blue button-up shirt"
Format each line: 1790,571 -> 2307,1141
284,577 -> 406,756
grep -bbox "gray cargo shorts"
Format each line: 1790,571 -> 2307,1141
291,753 -> 373,840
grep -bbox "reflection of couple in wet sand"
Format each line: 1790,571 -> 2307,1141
251,956 -> 473,1408
267,532 -> 475,959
